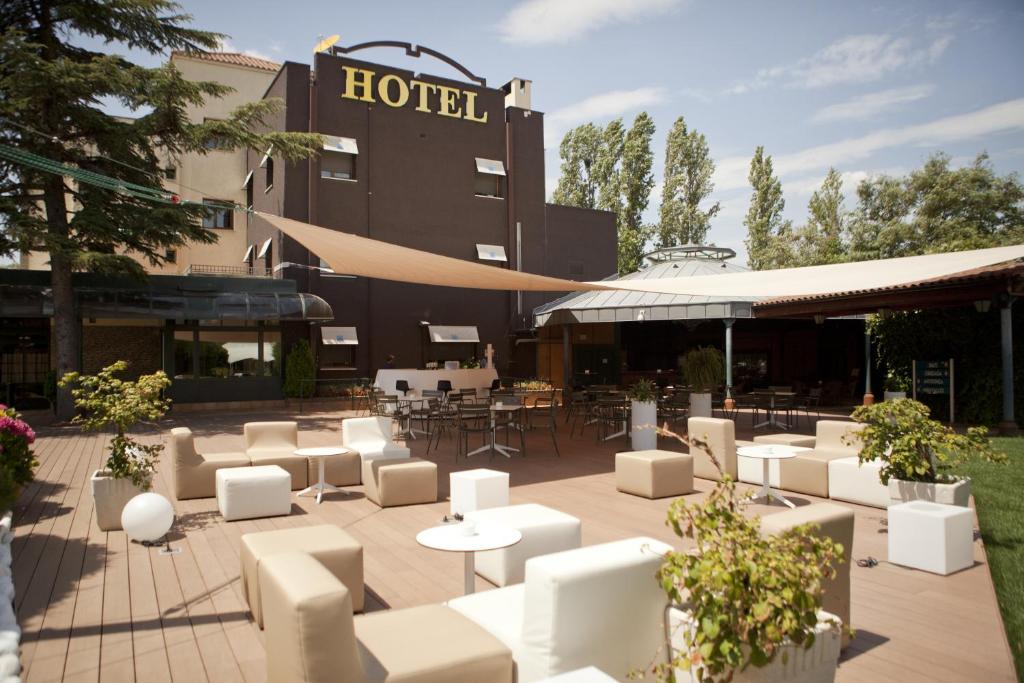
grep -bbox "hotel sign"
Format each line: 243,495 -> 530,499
340,66 -> 489,124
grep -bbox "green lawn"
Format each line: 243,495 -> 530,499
958,437 -> 1024,681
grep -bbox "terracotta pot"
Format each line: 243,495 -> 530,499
91,470 -> 144,531
888,477 -> 971,507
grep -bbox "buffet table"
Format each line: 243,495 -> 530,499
374,368 -> 499,396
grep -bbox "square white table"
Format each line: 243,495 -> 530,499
450,469 -> 510,515
888,500 -> 974,575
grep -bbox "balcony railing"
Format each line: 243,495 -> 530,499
185,264 -> 272,278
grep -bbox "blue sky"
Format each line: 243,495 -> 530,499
134,0 -> 1024,264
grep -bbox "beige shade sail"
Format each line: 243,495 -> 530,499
257,213 -> 611,292
597,245 -> 1024,298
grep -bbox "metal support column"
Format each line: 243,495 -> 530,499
724,319 -> 735,399
1000,297 -> 1018,435
562,324 -> 573,392
863,323 -> 874,405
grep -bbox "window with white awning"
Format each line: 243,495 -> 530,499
321,326 -> 359,345
475,158 -> 506,176
476,244 -> 508,262
323,136 -> 359,154
474,158 -> 506,199
427,325 -> 480,343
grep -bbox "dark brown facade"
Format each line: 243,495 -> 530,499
247,49 -> 616,380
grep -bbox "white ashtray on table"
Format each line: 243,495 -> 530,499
294,446 -> 352,504
736,444 -> 810,508
416,521 -> 521,595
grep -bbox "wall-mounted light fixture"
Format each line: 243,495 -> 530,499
974,299 -> 992,313
813,314 -> 826,325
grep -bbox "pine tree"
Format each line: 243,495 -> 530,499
617,112 -> 656,274
743,146 -> 793,270
658,116 -> 719,248
0,0 -> 322,417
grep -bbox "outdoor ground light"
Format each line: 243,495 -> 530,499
121,492 -> 175,545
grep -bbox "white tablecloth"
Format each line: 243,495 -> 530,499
374,368 -> 499,395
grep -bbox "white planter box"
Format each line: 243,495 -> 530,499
689,392 -> 712,419
828,457 -> 888,508
670,608 -> 841,683
888,500 -> 974,575
631,400 -> 658,451
91,470 -> 144,532
888,477 -> 971,507
883,391 -> 906,401
450,469 -> 509,515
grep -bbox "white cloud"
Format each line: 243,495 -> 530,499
727,33 -> 953,94
544,86 -> 668,146
499,0 -> 684,45
714,98 -> 1024,191
216,38 -> 274,62
811,84 -> 935,124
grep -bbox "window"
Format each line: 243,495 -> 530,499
321,151 -> 356,180
243,171 -> 254,209
165,249 -> 177,264
260,148 -> 274,190
474,157 -> 506,198
202,118 -> 229,150
172,328 -> 280,379
163,167 -> 177,180
173,330 -> 195,379
201,199 -> 233,229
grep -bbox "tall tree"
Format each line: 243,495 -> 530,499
657,116 -> 720,248
617,112 -> 656,274
0,0 -> 321,417
791,167 -> 847,266
743,146 -> 793,270
551,123 -> 604,208
595,118 -> 625,216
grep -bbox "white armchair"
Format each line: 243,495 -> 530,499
448,537 -> 671,682
342,416 -> 410,468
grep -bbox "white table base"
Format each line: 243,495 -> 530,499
466,411 -> 520,459
296,454 -> 351,504
751,457 -> 795,508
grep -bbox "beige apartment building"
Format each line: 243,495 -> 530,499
19,51 -> 280,274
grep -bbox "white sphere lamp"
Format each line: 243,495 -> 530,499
121,493 -> 175,544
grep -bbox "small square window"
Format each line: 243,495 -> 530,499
203,118 -> 229,150
165,249 -> 177,264
202,199 -> 233,229
474,172 -> 504,198
321,151 -> 356,180
163,167 -> 177,180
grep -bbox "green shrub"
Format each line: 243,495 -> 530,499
0,404 -> 39,512
283,339 -> 316,398
59,361 -> 171,490
680,346 -> 725,392
626,378 -> 658,403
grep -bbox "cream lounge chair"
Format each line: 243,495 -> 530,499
169,427 -> 250,500
778,420 -> 865,498
341,417 -> 411,479
686,417 -> 741,481
260,551 -> 514,683
243,421 -> 308,490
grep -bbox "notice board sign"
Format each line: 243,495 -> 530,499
913,359 -> 955,423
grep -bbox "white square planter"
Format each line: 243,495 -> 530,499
630,400 -> 658,451
91,470 -> 145,532
888,477 -> 971,507
828,457 -> 888,508
888,501 -> 974,575
450,469 -> 509,515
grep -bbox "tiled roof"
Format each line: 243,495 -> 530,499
171,51 -> 281,73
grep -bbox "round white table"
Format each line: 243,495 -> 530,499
294,447 -> 351,504
466,404 -> 523,459
736,444 -> 810,508
416,523 -> 522,594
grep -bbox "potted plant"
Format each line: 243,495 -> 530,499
0,404 -> 39,514
627,379 -> 659,451
649,429 -> 845,682
882,371 -> 909,402
680,347 -> 724,418
850,398 -> 1005,507
60,361 -> 171,531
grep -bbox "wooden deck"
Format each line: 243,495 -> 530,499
11,406 -> 1018,682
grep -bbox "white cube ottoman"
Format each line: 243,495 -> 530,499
536,667 -> 618,682
888,501 -> 974,575
450,469 -> 509,515
465,503 -> 582,586
828,457 -> 888,508
216,465 -> 291,521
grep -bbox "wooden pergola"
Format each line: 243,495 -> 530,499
754,261 -> 1024,433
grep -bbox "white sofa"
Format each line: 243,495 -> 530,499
448,537 -> 672,682
465,503 -> 582,586
827,457 -> 888,508
341,417 -> 410,477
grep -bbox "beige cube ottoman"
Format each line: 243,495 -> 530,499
616,450 -> 694,499
241,524 -> 364,628
363,457 -> 438,507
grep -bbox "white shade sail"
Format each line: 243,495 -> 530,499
475,158 -> 506,176
256,213 -> 608,292
323,135 -> 358,154
476,244 -> 508,262
599,245 -> 1024,298
321,326 -> 358,345
428,325 -> 479,343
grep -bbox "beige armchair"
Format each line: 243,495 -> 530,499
759,502 -> 855,648
686,417 -> 738,481
779,420 -> 865,498
169,427 -> 250,500
260,551 -> 514,683
244,421 -> 307,490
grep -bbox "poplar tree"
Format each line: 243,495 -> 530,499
791,167 -> 846,265
743,146 -> 793,270
551,123 -> 604,208
617,112 -> 656,274
658,116 -> 719,248
0,0 -> 322,417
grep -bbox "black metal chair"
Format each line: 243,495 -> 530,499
527,391 -> 561,457
456,404 -> 491,461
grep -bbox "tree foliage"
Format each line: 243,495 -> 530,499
618,113 -> 657,274
0,0 -> 322,417
743,146 -> 793,270
283,339 -> 316,398
0,404 -> 38,512
658,116 -> 719,248
790,167 -> 847,266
